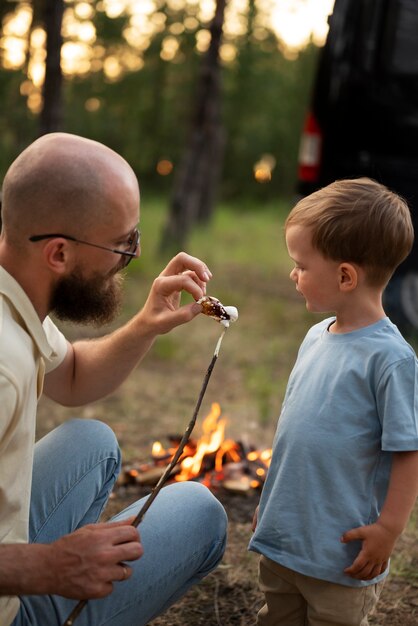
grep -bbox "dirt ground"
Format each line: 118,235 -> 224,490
101,482 -> 418,626
36,216 -> 418,625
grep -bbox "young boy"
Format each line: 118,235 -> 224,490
249,178 -> 418,626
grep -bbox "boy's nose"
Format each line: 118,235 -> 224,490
290,267 -> 297,281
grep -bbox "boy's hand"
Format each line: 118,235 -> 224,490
341,522 -> 397,580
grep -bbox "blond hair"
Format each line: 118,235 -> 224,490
285,178 -> 414,286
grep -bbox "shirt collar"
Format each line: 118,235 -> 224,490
0,266 -> 58,361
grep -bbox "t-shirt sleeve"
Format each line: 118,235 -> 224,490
42,316 -> 68,374
377,356 -> 418,451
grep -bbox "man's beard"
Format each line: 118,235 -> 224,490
50,267 -> 124,326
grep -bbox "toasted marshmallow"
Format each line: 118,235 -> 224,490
197,296 -> 239,327
222,306 -> 239,327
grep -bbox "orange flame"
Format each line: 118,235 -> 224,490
152,441 -> 164,456
176,403 -> 226,481
146,402 -> 272,489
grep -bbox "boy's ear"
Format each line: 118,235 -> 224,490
338,262 -> 358,291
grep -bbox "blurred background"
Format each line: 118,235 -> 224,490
0,0 -> 331,219
2,4 -> 418,623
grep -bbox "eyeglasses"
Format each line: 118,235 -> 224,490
29,228 -> 140,268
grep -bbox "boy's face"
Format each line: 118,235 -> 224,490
286,224 -> 342,313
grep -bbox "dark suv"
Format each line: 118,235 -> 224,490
297,0 -> 418,335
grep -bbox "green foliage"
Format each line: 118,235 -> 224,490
0,3 -> 320,202
223,38 -> 318,199
94,11 -> 128,43
0,69 -> 37,176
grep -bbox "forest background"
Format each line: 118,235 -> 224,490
0,0 -> 324,208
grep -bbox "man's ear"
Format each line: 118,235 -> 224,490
338,262 -> 358,291
42,238 -> 72,275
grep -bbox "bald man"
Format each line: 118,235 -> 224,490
0,133 -> 227,626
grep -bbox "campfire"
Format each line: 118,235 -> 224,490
120,403 -> 272,493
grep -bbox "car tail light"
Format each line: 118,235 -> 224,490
298,111 -> 322,182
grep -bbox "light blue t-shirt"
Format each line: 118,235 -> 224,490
249,317 -> 418,587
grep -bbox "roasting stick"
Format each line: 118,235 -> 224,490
62,297 -> 238,626
130,326 -> 227,528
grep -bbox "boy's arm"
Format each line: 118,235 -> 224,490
252,505 -> 259,532
341,450 -> 418,580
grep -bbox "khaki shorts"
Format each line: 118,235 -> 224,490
257,556 -> 385,626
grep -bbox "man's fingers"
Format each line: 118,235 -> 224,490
153,274 -> 207,301
86,516 -> 136,531
97,525 -> 140,548
160,252 -> 212,283
179,270 -> 207,294
113,526 -> 140,544
111,540 -> 143,563
82,519 -> 141,556
109,563 -> 133,583
152,302 -> 202,328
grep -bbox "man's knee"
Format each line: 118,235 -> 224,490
65,418 -> 119,451
168,481 -> 228,571
58,418 -> 121,477
165,481 -> 227,533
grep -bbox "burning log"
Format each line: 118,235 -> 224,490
118,403 -> 272,494
130,465 -> 177,486
222,477 -> 253,493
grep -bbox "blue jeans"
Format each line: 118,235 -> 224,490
13,419 -> 227,626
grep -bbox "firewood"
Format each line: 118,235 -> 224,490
223,476 -> 252,493
135,464 -> 179,486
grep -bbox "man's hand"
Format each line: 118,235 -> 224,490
49,518 -> 142,599
44,252 -> 213,406
341,521 -> 397,580
138,252 -> 213,337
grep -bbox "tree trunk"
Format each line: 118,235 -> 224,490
160,0 -> 227,254
39,0 -> 64,135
